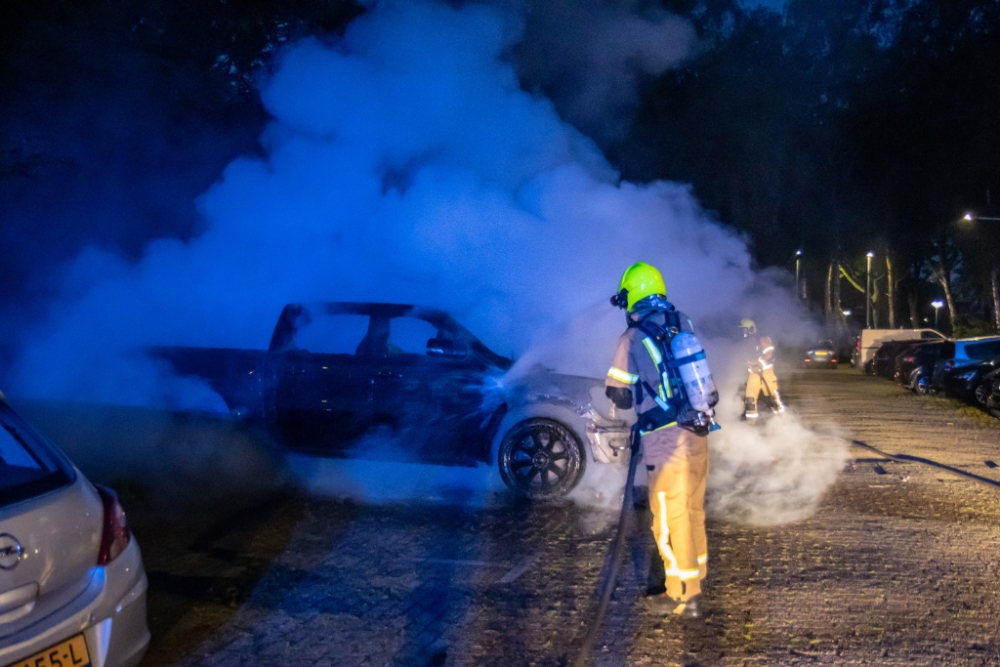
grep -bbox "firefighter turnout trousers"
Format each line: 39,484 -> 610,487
744,366 -> 782,419
644,425 -> 709,602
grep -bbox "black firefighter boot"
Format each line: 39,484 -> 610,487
644,592 -> 701,619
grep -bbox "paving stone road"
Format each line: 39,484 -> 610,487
136,367 -> 1000,667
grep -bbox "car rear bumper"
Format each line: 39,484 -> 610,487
0,538 -> 150,667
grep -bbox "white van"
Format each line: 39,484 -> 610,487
854,329 -> 947,370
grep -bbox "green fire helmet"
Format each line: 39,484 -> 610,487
617,262 -> 667,312
739,318 -> 757,335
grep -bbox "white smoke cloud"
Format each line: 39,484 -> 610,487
10,0 -> 844,523
514,0 -> 698,142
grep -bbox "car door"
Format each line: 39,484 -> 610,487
272,310 -> 374,454
371,314 -> 491,465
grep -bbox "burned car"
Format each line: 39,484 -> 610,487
154,303 -> 631,499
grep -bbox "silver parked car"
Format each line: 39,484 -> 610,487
0,393 -> 149,667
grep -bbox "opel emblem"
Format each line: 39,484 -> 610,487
0,534 -> 23,570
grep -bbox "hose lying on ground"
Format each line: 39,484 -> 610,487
571,426 -> 642,667
850,438 -> 1000,490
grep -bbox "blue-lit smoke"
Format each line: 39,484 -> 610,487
12,1 -> 803,406
8,0 -> 843,520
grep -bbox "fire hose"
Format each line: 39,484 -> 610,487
571,424 -> 642,667
849,438 -> 1000,490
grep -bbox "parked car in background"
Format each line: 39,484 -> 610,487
803,340 -> 838,368
854,328 -> 946,370
985,368 -> 1000,418
937,354 -> 1000,406
895,341 -> 947,394
871,340 -> 927,379
931,336 -> 1000,395
0,393 -> 149,667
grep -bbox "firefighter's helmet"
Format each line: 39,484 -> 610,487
739,318 -> 757,336
612,262 -> 667,312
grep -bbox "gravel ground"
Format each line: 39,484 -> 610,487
128,367 -> 1000,667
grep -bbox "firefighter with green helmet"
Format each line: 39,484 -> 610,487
605,261 -> 719,618
739,318 -> 785,423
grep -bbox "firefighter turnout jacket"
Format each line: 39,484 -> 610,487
606,304 -> 705,434
744,334 -> 784,419
606,301 -> 711,603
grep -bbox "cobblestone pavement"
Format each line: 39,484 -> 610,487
137,368 -> 1000,667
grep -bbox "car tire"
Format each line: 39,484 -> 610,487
498,418 -> 585,500
974,381 -> 989,406
914,375 -> 930,395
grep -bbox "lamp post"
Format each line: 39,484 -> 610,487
795,249 -> 803,299
865,251 -> 874,329
931,300 -> 944,331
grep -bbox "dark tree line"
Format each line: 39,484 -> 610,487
2,0 -> 999,336
607,0 -> 1000,335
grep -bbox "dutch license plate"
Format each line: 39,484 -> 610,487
815,351 -> 828,356
6,634 -> 90,667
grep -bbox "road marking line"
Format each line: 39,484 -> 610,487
500,554 -> 538,583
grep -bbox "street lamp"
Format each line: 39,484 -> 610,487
865,251 -> 874,329
931,300 -> 944,331
795,249 -> 803,299
962,211 -> 1000,222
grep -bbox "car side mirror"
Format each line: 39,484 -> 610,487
427,338 -> 467,358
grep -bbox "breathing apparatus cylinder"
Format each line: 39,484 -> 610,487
670,332 -> 719,413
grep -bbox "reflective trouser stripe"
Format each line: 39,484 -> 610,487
656,491 -> 700,579
697,553 -> 708,565
669,567 -> 702,580
656,491 -> 680,576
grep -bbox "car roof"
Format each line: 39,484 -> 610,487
956,335 -> 1000,343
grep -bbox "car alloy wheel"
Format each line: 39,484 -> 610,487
974,382 -> 989,406
914,375 -> 930,395
498,418 -> 585,499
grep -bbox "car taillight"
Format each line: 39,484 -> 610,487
904,356 -> 915,363
856,339 -> 861,351
96,486 -> 131,565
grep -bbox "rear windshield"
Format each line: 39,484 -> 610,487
916,343 -> 943,357
0,403 -> 74,509
965,340 -> 1000,361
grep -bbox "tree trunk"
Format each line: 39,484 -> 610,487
825,261 -> 834,320
908,290 -> 918,328
992,265 -> 1000,333
871,282 -> 879,328
833,261 -> 842,323
941,274 -> 957,329
886,254 -> 895,328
